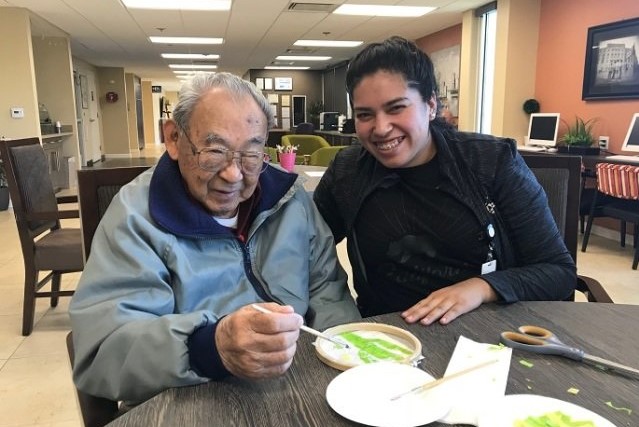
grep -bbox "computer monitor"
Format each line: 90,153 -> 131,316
527,113 -> 560,148
621,113 -> 639,153
319,112 -> 339,131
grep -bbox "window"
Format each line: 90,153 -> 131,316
476,3 -> 497,134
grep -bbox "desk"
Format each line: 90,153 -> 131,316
315,130 -> 358,146
267,129 -> 358,147
107,302 -> 638,427
519,150 -> 638,170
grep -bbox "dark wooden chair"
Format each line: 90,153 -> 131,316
77,165 -> 150,260
68,165 -> 150,426
580,167 -> 631,246
582,162 -> 639,270
0,137 -> 83,335
521,154 -> 613,302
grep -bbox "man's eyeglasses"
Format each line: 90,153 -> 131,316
179,127 -> 268,175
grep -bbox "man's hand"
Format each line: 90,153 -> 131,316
215,303 -> 303,379
401,278 -> 497,325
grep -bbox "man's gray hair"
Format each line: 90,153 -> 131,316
172,72 -> 275,134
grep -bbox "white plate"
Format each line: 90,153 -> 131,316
325,361 -> 451,427
478,394 -> 616,427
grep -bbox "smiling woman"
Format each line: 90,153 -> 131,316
313,36 -> 577,326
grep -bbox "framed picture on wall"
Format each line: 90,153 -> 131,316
274,77 -> 292,90
582,17 -> 639,100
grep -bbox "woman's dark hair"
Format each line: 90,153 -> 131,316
346,36 -> 450,128
346,36 -> 438,103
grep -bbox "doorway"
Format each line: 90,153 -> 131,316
292,95 -> 307,126
74,70 -> 102,166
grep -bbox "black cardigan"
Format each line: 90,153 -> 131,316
313,126 -> 576,313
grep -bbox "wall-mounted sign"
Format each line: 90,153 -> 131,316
274,77 -> 292,91
151,85 -> 162,93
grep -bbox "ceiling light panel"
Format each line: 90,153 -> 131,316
174,70 -> 216,75
123,0 -> 231,11
150,37 -> 224,44
161,53 -> 220,60
333,5 -> 436,17
276,55 -> 331,61
294,40 -> 362,47
264,66 -> 310,70
169,64 -> 218,69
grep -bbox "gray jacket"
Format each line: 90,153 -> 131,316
69,154 -> 360,403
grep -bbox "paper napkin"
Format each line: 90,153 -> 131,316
435,335 -> 512,425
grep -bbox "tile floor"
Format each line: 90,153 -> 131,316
0,142 -> 637,426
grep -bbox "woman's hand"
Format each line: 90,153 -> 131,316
401,278 -> 497,325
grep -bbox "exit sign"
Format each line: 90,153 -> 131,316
151,85 -> 162,93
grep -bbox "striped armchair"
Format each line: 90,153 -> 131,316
582,163 -> 639,269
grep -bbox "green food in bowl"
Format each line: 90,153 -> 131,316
514,410 -> 596,426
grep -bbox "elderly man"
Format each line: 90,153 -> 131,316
69,72 -> 359,404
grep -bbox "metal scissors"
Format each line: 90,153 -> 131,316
500,325 -> 639,379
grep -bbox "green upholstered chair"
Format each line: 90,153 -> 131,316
281,134 -> 330,164
264,146 -> 278,163
309,146 -> 347,167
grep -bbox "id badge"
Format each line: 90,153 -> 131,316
481,260 -> 497,274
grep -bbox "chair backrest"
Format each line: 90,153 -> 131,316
0,137 -> 61,242
521,154 -> 612,302
295,122 -> 315,134
281,134 -> 330,156
595,163 -> 639,200
77,166 -> 150,261
309,146 -> 346,167
521,154 -> 581,262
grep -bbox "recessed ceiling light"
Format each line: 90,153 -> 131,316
275,55 -> 331,61
169,64 -> 218,69
123,0 -> 231,11
294,40 -> 362,48
162,53 -> 220,60
176,73 -> 215,79
150,37 -> 224,44
264,66 -> 310,70
333,5 -> 436,17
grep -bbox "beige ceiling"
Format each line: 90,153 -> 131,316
1,0 -> 488,90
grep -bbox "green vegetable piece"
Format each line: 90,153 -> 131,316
519,359 -> 534,368
605,401 -> 632,415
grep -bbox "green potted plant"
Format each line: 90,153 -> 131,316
0,158 -> 9,211
557,116 -> 600,155
308,100 -> 324,130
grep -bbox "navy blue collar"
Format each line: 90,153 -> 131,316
149,152 -> 297,238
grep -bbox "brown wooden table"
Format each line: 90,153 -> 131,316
107,302 -> 639,427
519,149 -> 639,171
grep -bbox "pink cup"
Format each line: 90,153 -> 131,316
279,152 -> 296,172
